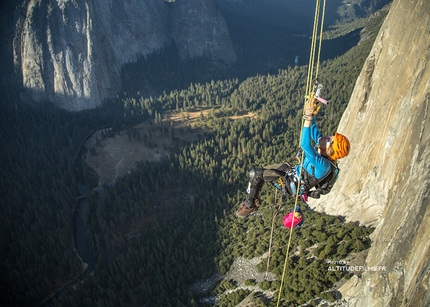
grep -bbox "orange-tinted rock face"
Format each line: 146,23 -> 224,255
310,0 -> 430,305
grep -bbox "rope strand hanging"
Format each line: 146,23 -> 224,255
264,189 -> 282,279
276,0 -> 326,305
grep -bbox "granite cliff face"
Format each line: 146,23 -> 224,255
310,0 -> 430,305
13,0 -> 236,111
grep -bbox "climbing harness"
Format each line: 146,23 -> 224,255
303,160 -> 340,199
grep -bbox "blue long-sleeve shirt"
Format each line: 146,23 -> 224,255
296,118 -> 331,179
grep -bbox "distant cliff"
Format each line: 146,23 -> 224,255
13,0 -> 236,111
310,0 -> 430,305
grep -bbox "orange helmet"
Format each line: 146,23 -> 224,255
330,133 -> 350,160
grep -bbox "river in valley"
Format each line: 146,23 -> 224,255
73,182 -> 96,273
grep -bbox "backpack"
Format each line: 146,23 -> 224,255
302,161 -> 340,199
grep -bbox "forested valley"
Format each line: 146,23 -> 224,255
0,8 -> 387,307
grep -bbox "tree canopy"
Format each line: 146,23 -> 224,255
0,9 -> 387,307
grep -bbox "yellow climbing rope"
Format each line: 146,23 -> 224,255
276,0 -> 326,305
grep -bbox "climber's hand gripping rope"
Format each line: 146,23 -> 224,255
303,94 -> 320,121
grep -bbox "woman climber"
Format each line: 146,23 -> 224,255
236,95 -> 351,218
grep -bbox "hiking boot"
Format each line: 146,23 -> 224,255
236,200 -> 259,218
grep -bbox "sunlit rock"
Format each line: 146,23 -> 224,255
13,0 -> 236,111
310,0 -> 430,305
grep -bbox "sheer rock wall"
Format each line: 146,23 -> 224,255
310,0 -> 430,305
13,0 -> 236,111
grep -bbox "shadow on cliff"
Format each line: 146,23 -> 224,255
119,26 -> 361,100
320,29 -> 363,62
214,0 -> 362,80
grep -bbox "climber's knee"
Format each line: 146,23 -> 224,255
249,168 -> 264,180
